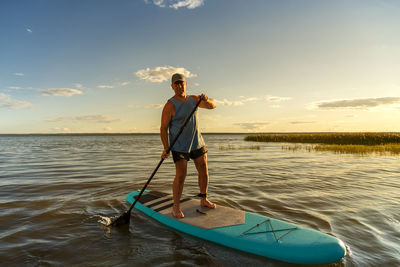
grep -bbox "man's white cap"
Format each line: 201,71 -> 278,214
171,73 -> 185,84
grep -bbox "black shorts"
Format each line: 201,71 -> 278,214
172,146 -> 208,163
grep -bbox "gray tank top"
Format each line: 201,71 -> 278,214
169,96 -> 205,153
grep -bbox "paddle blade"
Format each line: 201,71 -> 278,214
110,211 -> 131,226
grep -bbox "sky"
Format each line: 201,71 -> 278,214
1,0 -> 400,133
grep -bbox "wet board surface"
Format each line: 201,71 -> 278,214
127,190 -> 346,265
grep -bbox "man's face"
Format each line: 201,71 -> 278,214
171,80 -> 186,95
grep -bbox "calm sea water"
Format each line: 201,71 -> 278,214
0,134 -> 399,266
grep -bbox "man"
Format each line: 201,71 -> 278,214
160,73 -> 216,218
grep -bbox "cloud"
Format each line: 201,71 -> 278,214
215,99 -> 244,106
41,88 -> 83,97
97,82 -> 129,89
145,104 -> 163,109
239,96 -> 260,102
311,97 -> 400,110
216,95 -> 291,107
136,66 -> 197,83
120,82 -> 130,86
26,28 -> 32,33
145,0 -> 204,9
14,73 -> 24,76
98,85 -> 115,89
6,86 -> 35,92
265,95 -> 292,102
289,121 -> 316,124
0,93 -> 34,109
233,122 -> 270,130
170,0 -> 204,9
237,95 -> 291,104
48,115 -> 121,123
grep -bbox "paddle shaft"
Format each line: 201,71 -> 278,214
127,97 -> 202,214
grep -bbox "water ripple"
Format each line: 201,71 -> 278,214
0,134 -> 399,266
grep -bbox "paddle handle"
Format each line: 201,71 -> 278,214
128,97 -> 202,213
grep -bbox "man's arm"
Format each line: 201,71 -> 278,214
192,94 -> 216,109
160,101 -> 174,159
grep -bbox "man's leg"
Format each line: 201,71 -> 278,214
173,159 -> 187,218
193,154 -> 216,209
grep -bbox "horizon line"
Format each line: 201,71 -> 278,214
1,131 -> 399,136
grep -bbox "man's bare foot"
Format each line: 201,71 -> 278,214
201,198 -> 216,209
172,204 -> 184,218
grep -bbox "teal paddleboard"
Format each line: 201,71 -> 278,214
126,190 -> 346,265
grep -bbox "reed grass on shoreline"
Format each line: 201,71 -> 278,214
219,145 -> 260,150
245,133 -> 400,145
245,133 -> 400,155
282,144 -> 400,155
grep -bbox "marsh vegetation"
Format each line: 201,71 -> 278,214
219,144 -> 261,150
245,133 -> 400,155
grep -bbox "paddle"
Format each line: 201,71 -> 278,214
110,97 -> 202,226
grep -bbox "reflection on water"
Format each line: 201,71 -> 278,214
0,134 -> 399,266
